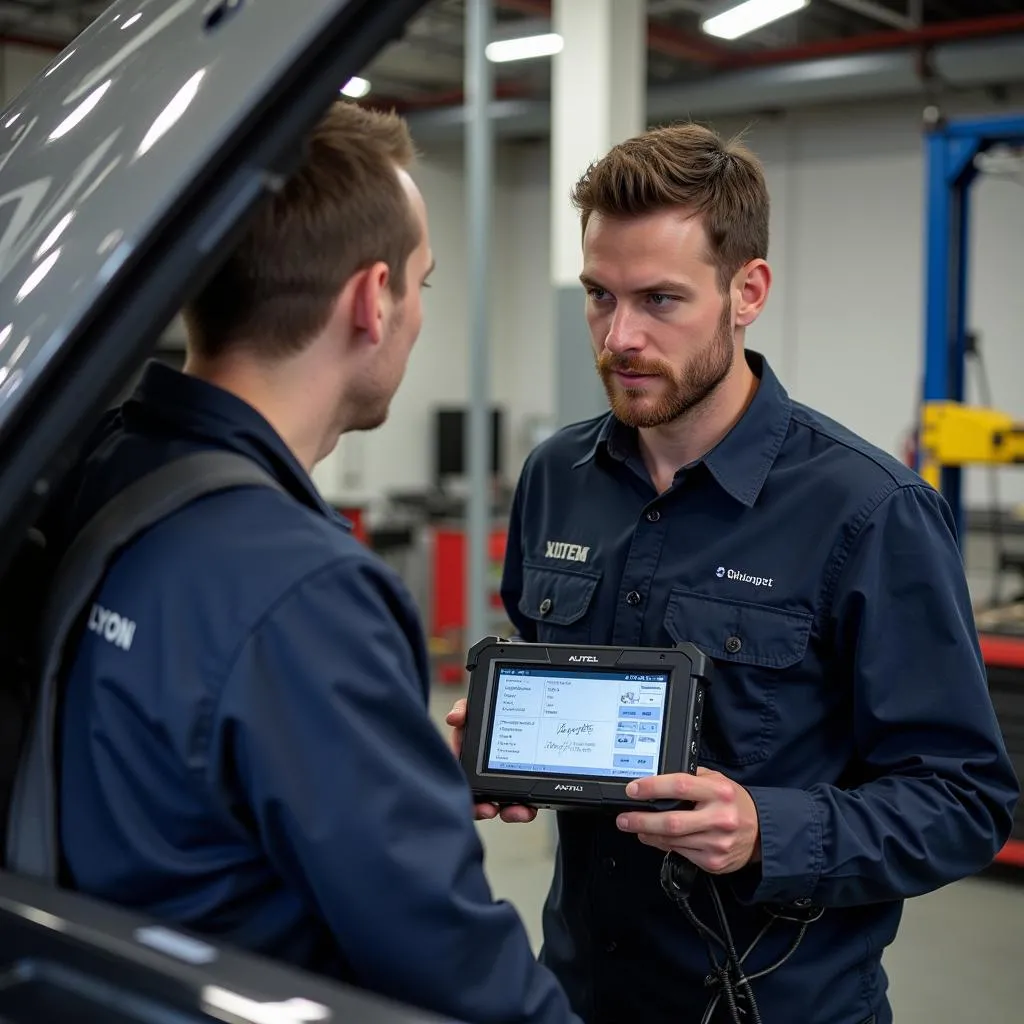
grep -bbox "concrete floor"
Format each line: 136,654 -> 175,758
428,687 -> 1024,1023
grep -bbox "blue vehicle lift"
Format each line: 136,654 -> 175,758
918,111 -> 1024,543
918,113 -> 1024,872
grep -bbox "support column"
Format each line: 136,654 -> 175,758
465,0 -> 494,651
551,0 -> 646,428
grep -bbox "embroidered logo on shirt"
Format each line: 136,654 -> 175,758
545,541 -> 590,564
717,566 -> 774,588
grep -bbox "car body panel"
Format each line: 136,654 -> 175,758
0,869 -> 452,1021
0,0 -> 428,574
0,1 -> 453,1018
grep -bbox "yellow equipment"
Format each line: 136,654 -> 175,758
918,401 -> 1024,490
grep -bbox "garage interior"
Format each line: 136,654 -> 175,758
0,0 -> 1020,1020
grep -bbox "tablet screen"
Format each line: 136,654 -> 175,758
485,665 -> 670,779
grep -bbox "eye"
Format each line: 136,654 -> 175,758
587,287 -> 610,302
648,293 -> 673,307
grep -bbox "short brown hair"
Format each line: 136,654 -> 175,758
571,122 -> 769,292
183,102 -> 419,360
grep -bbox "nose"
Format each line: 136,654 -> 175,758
604,305 -> 643,356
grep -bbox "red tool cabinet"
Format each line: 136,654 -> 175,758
980,632 -> 1024,868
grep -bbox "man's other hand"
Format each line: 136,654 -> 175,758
445,699 -> 537,824
616,767 -> 761,874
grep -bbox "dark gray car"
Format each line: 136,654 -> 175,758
0,2 -> 456,1021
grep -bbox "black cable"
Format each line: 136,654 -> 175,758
680,885 -> 754,1024
741,918 -> 775,964
745,923 -> 811,983
660,852 -> 820,1024
662,855 -> 744,1024
708,876 -> 762,1024
661,856 -> 757,1024
700,991 -> 722,1024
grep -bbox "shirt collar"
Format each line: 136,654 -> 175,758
573,351 -> 792,508
127,360 -> 348,527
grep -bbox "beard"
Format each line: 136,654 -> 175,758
596,299 -> 735,429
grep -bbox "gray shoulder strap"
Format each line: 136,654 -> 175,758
6,450 -> 284,881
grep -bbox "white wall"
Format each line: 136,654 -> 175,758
314,146 -> 472,502
313,139 -> 557,505
320,88 -> 1024,512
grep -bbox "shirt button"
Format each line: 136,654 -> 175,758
646,509 -> 661,523
794,897 -> 812,907
605,940 -> 617,953
626,591 -> 642,606
539,597 -> 553,616
603,856 -> 616,870
725,635 -> 742,654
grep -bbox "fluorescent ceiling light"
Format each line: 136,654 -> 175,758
702,0 -> 809,40
340,76 -> 370,99
485,32 -> 563,63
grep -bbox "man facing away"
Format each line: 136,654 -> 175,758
450,122 -> 1019,1024
52,102 -> 581,1024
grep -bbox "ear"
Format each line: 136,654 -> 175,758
350,260 -> 392,347
732,259 -> 771,328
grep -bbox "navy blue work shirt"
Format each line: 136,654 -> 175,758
501,351 -> 1019,1024
56,361 -> 579,1024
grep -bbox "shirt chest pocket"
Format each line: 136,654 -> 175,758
518,563 -> 602,644
664,589 -> 813,769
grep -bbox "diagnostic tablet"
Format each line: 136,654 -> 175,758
459,637 -> 712,813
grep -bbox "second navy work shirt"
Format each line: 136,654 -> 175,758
501,351 -> 1019,1024
56,361 -> 580,1024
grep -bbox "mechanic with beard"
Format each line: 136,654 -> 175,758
448,123 -> 1018,1024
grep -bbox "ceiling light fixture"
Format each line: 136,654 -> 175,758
340,76 -> 370,99
702,0 -> 809,41
485,32 -> 563,63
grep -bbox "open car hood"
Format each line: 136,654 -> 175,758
0,2 -> 463,1019
0,0 -> 429,575
0,869 -> 453,1022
